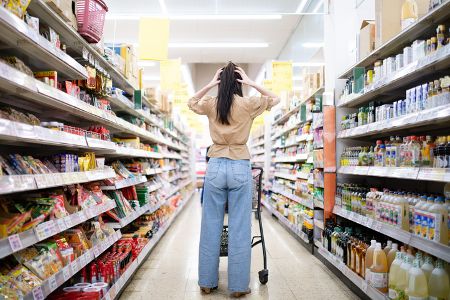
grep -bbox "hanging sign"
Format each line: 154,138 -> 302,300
272,61 -> 293,95
160,59 -> 181,91
138,18 -> 170,61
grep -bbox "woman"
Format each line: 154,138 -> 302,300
188,62 -> 279,297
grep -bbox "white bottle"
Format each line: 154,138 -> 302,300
428,196 -> 448,244
407,258 -> 429,299
397,255 -> 413,296
414,196 -> 427,237
420,196 -> 434,239
428,259 -> 450,300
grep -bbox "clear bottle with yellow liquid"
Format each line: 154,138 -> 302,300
355,241 -> 364,277
384,240 -> 393,256
407,258 -> 429,300
387,243 -> 399,268
421,256 -> 434,281
397,255 -> 413,299
388,252 -> 404,299
428,259 -> 450,300
370,243 -> 388,293
365,240 -> 377,283
429,196 -> 448,245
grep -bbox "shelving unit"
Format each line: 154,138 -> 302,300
0,2 -> 196,298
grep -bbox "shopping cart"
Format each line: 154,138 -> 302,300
219,167 -> 268,284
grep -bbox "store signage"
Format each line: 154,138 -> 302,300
138,18 -> 170,61
160,59 -> 181,91
272,61 -> 293,95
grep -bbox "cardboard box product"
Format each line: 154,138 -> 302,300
375,0 -> 402,49
359,20 -> 375,60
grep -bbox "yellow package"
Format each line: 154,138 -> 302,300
6,0 -> 31,19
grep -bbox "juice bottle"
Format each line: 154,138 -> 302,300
410,136 -> 422,167
401,0 -> 418,29
428,259 -> 450,300
355,241 -> 364,276
386,139 -> 392,167
361,243 -> 367,278
374,140 -> 383,167
388,252 -> 404,299
420,196 -> 434,239
351,238 -> 358,271
365,240 -> 377,283
397,255 -> 413,299
384,240 -> 392,256
400,137 -> 409,167
446,197 -> 450,246
387,243 -> 399,268
421,256 -> 434,281
370,243 -> 388,293
428,196 -> 448,244
421,136 -> 435,166
414,196 -> 427,236
407,258 -> 429,299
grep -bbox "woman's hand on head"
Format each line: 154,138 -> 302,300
208,68 -> 223,88
235,67 -> 255,87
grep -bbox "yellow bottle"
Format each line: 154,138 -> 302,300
397,255 -> 413,299
355,242 -> 364,277
421,256 -> 434,281
407,258 -> 429,299
387,243 -> 399,269
370,243 -> 388,293
384,240 -> 392,256
365,240 -> 377,283
401,0 -> 418,30
428,259 -> 450,300
388,252 -> 403,299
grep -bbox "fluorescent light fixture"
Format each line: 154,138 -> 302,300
302,42 -> 324,48
138,61 -> 156,67
312,0 -> 324,13
292,62 -> 325,67
143,76 -> 160,81
296,0 -> 308,13
106,14 -> 281,20
168,42 -> 268,48
158,0 -> 168,15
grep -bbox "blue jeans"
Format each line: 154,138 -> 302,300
198,158 -> 252,292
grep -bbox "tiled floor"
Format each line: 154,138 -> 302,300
120,193 -> 361,300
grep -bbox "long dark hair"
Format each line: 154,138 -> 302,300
216,62 -> 243,125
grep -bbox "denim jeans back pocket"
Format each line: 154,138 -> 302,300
206,161 -> 220,181
231,161 -> 250,183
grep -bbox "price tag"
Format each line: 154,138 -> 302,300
79,254 -> 86,267
64,217 -> 73,229
349,212 -> 355,220
93,245 -> 100,257
35,221 -> 52,241
79,212 -> 87,223
49,275 -> 58,291
63,266 -> 71,281
32,286 -> 45,300
366,218 -> 374,228
56,218 -> 67,232
104,293 -> 111,300
375,222 -> 382,232
8,234 -> 23,252
71,260 -> 79,275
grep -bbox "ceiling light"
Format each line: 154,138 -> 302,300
293,77 -> 303,81
143,76 -> 160,81
302,42 -> 324,48
168,42 -> 268,48
312,0 -> 324,13
292,62 -> 325,67
106,14 -> 281,20
138,61 -> 156,67
158,0 -> 168,15
296,0 -> 308,13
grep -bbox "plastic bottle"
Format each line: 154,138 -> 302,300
446,197 -> 450,246
387,243 -> 399,268
420,197 -> 434,239
365,240 -> 377,283
386,139 -> 392,167
410,136 -> 422,167
370,242 -> 388,293
401,0 -> 418,29
397,255 -> 413,298
407,258 -> 429,299
428,259 -> 450,300
414,196 -> 427,237
383,240 -> 392,256
388,252 -> 403,299
421,256 -> 434,281
428,196 -> 449,244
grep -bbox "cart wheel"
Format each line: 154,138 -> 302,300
258,269 -> 268,284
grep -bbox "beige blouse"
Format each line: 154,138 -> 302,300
188,95 -> 277,160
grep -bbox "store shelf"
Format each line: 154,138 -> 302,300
162,153 -> 183,160
0,6 -> 87,80
0,200 -> 116,259
333,206 -> 450,262
271,122 -> 301,140
28,0 -> 137,93
274,172 -> 298,181
145,183 -> 163,193
272,187 -> 314,209
251,139 -> 265,148
338,44 -> 450,108
262,201 -> 311,245
338,105 -> 450,139
314,199 -> 324,209
337,0 -> 450,79
252,148 -> 265,155
0,168 -> 116,195
164,180 -> 192,199
24,230 -> 122,300
316,245 -> 387,300
274,153 -> 308,163
338,166 -> 450,183
314,219 -> 324,230
273,87 -> 324,125
101,190 -> 195,300
101,175 -> 148,190
107,203 -> 153,229
114,147 -> 163,159
141,168 -> 163,176
168,174 -> 182,182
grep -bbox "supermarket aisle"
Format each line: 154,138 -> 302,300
120,194 -> 360,300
